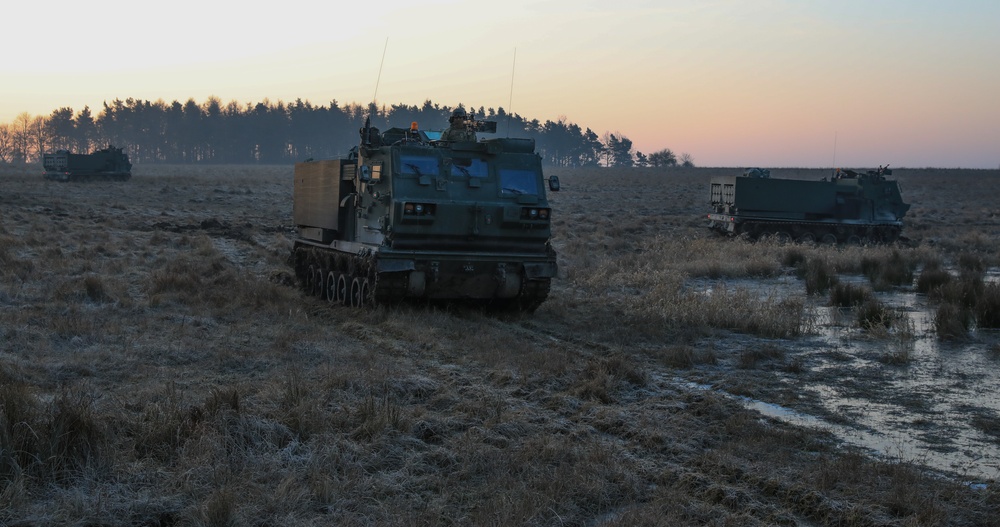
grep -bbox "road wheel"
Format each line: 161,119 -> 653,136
773,231 -> 792,245
350,277 -> 363,308
796,232 -> 816,245
361,278 -> 372,306
325,271 -> 338,304
337,274 -> 349,305
313,267 -> 326,298
305,264 -> 318,295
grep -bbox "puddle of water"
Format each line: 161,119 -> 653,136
745,396 -> 998,481
687,271 -> 1000,482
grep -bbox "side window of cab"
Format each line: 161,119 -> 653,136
450,158 -> 489,178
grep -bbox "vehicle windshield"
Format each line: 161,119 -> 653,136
499,168 -> 539,196
399,154 -> 441,176
450,158 -> 489,178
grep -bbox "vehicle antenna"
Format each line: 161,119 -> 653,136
506,48 -> 516,137
371,37 -> 389,116
831,130 -> 838,176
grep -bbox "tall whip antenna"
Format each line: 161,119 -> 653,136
506,48 -> 516,137
371,37 -> 389,116
831,131 -> 838,175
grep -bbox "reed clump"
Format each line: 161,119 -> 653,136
934,302 -> 973,340
829,283 -> 874,308
916,253 -> 1000,338
915,260 -> 952,295
0,384 -> 110,483
737,344 -> 785,369
628,284 -> 806,339
797,257 -> 839,296
861,250 -> 915,291
974,282 -> 1000,329
856,298 -> 898,331
656,346 -> 718,369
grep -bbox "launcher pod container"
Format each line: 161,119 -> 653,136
707,166 -> 909,244
291,119 -> 559,311
43,145 -> 132,181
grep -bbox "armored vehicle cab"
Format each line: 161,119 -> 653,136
291,118 -> 559,311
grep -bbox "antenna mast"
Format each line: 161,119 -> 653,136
506,48 -> 516,137
371,37 -> 389,117
831,131 -> 838,174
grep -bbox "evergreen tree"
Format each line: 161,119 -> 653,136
75,106 -> 96,153
3,96 -> 680,168
649,148 -> 677,167
45,107 -> 75,152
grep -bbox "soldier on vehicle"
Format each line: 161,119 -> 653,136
440,107 -> 477,142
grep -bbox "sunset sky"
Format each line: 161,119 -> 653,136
4,0 -> 998,168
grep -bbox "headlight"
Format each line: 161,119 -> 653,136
403,202 -> 436,216
520,207 -> 551,221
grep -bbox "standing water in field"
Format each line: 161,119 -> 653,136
689,272 -> 1000,482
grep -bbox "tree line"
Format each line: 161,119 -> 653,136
0,97 -> 693,168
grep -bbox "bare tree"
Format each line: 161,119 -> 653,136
680,152 -> 695,167
0,124 -> 13,163
30,115 -> 47,161
11,112 -> 33,163
599,131 -> 612,167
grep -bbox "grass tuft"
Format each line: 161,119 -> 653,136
861,250 -> 914,291
737,344 -> 785,369
352,392 -> 406,441
957,251 -> 987,277
657,346 -> 717,369
797,257 -> 839,296
915,262 -> 951,295
83,274 -> 107,302
1,386 -> 110,483
856,298 -> 895,331
974,282 -> 1000,329
782,247 -> 808,268
829,283 -> 874,308
934,302 -> 973,340
197,487 -> 238,527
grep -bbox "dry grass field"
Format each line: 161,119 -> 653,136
2,163 -> 999,526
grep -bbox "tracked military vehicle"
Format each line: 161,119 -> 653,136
291,114 -> 559,311
708,166 -> 909,244
43,145 -> 132,181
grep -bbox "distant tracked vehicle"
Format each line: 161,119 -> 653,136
291,115 -> 559,311
43,145 -> 132,181
707,166 -> 909,243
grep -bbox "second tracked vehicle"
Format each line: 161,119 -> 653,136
707,166 -> 909,244
291,114 -> 559,311
43,145 -> 132,181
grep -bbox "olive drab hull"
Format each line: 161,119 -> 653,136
707,167 -> 910,244
291,120 -> 558,311
42,146 -> 132,182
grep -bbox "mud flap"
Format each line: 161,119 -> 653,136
524,262 -> 557,280
376,259 -> 416,272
